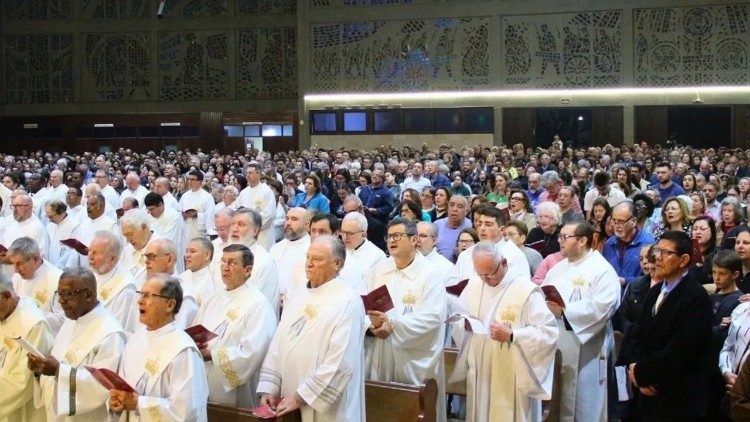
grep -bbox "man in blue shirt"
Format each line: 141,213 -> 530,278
603,201 -> 655,288
358,170 -> 394,224
425,160 -> 451,188
648,161 -> 684,206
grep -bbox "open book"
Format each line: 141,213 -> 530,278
60,238 -> 89,256
9,336 -> 44,359
360,285 -> 394,313
85,366 -> 135,392
185,324 -> 218,344
445,313 -> 488,335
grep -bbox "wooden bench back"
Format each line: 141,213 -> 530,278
443,347 -> 466,396
207,378 -> 438,422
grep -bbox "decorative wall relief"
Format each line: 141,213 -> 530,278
502,11 -> 622,88
158,31 -> 229,100
3,33 -> 74,103
237,0 -> 296,14
237,28 -> 297,99
311,17 -> 489,92
162,0 -> 227,17
81,0 -> 150,19
84,33 -> 151,101
635,4 -> 749,86
3,0 -> 71,20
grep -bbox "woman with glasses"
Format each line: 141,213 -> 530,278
508,189 -> 537,230
505,221 -> 543,275
654,197 -> 693,241
525,202 -> 563,258
397,200 -> 422,223
453,228 -> 478,262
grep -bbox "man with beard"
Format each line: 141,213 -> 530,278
270,207 -> 311,299
648,162 -> 684,206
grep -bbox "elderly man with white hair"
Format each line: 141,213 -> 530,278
214,185 -> 239,213
0,274 -> 54,422
48,169 -> 68,203
93,169 -> 121,212
210,208 -> 234,269
2,193 -> 48,259
43,199 -> 81,269
153,176 -> 181,212
144,192 -> 185,273
65,191 -> 119,269
119,172 -> 148,208
143,238 -> 198,329
88,230 -> 139,335
120,209 -> 160,283
339,211 -> 386,294
451,241 -> 558,421
225,208 -> 279,310
8,237 -> 65,333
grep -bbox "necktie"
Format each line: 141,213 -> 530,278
653,289 -> 667,315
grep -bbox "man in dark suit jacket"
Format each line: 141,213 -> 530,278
627,230 -> 712,421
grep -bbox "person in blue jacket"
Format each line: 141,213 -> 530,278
292,173 -> 330,213
357,170 -> 395,224
602,200 -> 656,288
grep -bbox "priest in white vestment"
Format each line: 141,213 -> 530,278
339,213 -> 385,294
43,200 -> 81,269
257,235 -> 366,421
178,170 -> 215,243
363,218 -> 448,422
210,208 -> 233,270
64,193 -> 119,268
27,267 -> 126,421
8,237 -> 65,333
92,170 -> 121,212
48,170 -> 68,203
120,209 -> 161,284
451,241 -> 558,422
144,239 -> 197,329
145,192 -> 186,273
541,221 -> 620,422
109,275 -> 208,421
26,174 -> 51,226
88,231 -> 139,335
453,206 -> 529,283
180,238 -> 222,307
153,177 -> 182,213
192,244 -> 277,407
65,187 -> 86,222
0,278 -> 54,422
269,207 -> 311,298
416,222 -> 458,286
225,208 -> 279,310
119,173 -> 148,208
236,163 -> 276,251
2,194 -> 48,260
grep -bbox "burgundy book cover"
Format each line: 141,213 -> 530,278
85,366 -> 135,392
60,238 -> 89,256
185,324 -> 218,344
446,279 -> 470,296
541,285 -> 565,308
691,238 -> 704,265
525,239 -> 545,252
252,405 -> 277,419
360,285 -> 394,313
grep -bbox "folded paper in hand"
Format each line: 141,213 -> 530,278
360,285 -> 394,313
185,324 -> 218,344
85,366 -> 135,392
446,279 -> 469,296
445,314 -> 488,335
541,285 -> 565,307
251,404 -> 277,419
10,336 -> 44,359
60,239 -> 89,256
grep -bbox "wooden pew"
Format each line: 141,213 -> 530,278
443,347 -> 466,396
207,378 -> 438,422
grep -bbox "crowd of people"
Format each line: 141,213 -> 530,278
3,139 -> 750,421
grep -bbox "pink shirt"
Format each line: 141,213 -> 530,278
532,252 -> 565,285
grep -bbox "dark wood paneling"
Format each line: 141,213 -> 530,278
200,111 -> 223,152
635,106 -> 668,145
733,105 -> 750,149
591,106 -> 623,146
502,108 -> 535,148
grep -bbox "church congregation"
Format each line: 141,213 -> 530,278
4,140 -> 750,421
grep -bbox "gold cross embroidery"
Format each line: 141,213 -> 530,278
64,349 -> 78,364
34,290 -> 48,307
499,306 -> 519,324
304,304 -> 317,320
402,292 -> 417,306
572,276 -> 587,288
145,358 -> 159,376
3,337 -> 14,350
226,309 -> 238,321
100,287 -> 111,301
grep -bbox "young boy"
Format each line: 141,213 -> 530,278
712,249 -> 745,420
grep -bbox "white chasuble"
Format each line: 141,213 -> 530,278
257,277 -> 366,422
236,183 -> 277,251
269,235 -> 311,298
37,304 -> 126,421
193,283 -> 277,407
453,240 -> 530,285
0,297 -> 54,422
117,323 -> 208,422
179,265 -> 222,308
452,275 -> 557,422
364,253 -> 448,422
94,267 -> 139,336
541,250 -> 620,422
340,240 -> 386,295
179,188 -> 215,243
12,260 -> 65,334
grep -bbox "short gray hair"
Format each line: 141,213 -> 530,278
93,230 -> 123,259
190,237 -> 214,259
121,208 -> 150,228
235,208 -> 262,229
313,235 -> 346,267
215,207 -> 235,221
148,273 -> 183,315
416,221 -> 437,237
343,194 -> 363,208
342,211 -> 368,231
149,238 -> 177,259
539,170 -> 559,186
536,201 -> 562,225
8,237 -> 41,260
472,240 -> 503,264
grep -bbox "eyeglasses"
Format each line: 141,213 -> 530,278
611,216 -> 634,226
558,233 -> 580,242
457,239 -> 475,245
652,247 -> 681,258
340,230 -> 364,237
135,290 -> 173,300
141,253 -> 168,262
477,260 -> 504,280
54,288 -> 88,300
509,196 -> 525,202
386,232 -> 411,242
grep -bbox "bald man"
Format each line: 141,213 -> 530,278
119,172 -> 148,209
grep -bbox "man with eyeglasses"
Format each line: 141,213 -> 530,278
143,238 -> 197,329
109,275 -> 208,421
120,209 -> 160,283
179,169 -> 216,244
603,201 -> 656,288
339,212 -> 385,294
8,237 -> 65,334
92,169 -> 121,212
627,231 -> 712,420
65,186 -> 85,221
0,273 -> 54,421
454,205 -> 529,283
364,218 -> 448,421
210,208 -> 234,270
2,194 -> 48,262
270,207 -> 312,298
416,221 -> 457,286
119,172 -> 148,209
541,220 -> 620,422
343,194 -> 387,252
192,244 -> 276,408
434,195 -> 472,261
451,238 -> 558,421
28,266 -> 126,421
